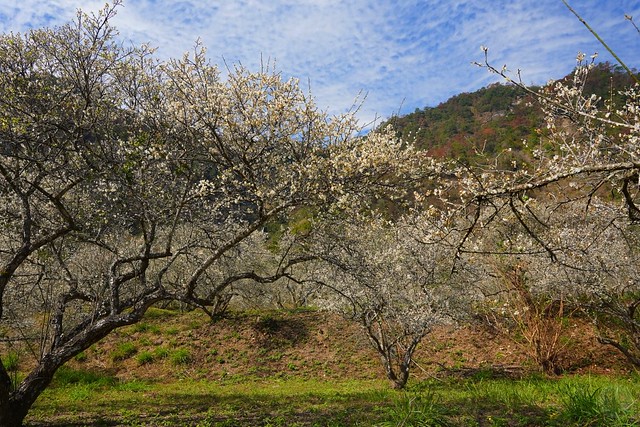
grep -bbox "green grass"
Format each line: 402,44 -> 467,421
143,307 -> 179,319
136,350 -> 155,365
111,341 -> 138,361
153,346 -> 170,359
378,390 -> 450,427
53,365 -> 117,387
555,377 -> 640,426
132,322 -> 161,334
26,372 -> 640,426
29,376 -> 390,426
165,327 -> 179,336
2,350 -> 19,371
170,348 -> 192,365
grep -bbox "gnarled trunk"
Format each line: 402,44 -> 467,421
0,402 -> 29,427
0,376 -> 48,427
0,344 -> 96,426
0,292 -> 166,426
0,361 -> 26,426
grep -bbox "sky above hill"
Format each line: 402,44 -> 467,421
1,0 -> 638,127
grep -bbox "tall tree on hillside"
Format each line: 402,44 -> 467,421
0,3 -> 427,425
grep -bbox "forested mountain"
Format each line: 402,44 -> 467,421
384,62 -> 636,165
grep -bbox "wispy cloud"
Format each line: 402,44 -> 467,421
0,0 -> 637,126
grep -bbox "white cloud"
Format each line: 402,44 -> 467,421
0,0 -> 637,126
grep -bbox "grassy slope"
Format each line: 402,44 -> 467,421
25,308 -> 640,426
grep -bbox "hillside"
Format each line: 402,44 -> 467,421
23,308 -> 636,426
384,62 -> 637,165
61,308 -> 630,385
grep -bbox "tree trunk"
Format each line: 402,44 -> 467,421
0,363 -> 28,426
0,292 -> 166,425
0,396 -> 30,427
0,355 -> 60,427
380,355 -> 409,389
388,363 -> 409,389
395,361 -> 410,389
380,354 -> 399,388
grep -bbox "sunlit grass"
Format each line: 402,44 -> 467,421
26,370 -> 640,426
29,376 -> 391,426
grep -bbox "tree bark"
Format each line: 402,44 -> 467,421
0,394 -> 30,427
0,290 -> 167,426
380,354 -> 409,390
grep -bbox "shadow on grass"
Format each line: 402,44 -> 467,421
26,374 -> 640,427
27,385 -> 390,427
27,388 -> 551,427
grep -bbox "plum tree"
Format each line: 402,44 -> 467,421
0,3 -> 425,425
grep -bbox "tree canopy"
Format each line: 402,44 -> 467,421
0,3 -> 427,425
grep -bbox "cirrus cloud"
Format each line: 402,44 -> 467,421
0,0 -> 637,126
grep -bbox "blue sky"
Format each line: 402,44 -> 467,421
0,0 -> 638,126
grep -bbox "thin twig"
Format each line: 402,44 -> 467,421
562,0 -> 639,84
